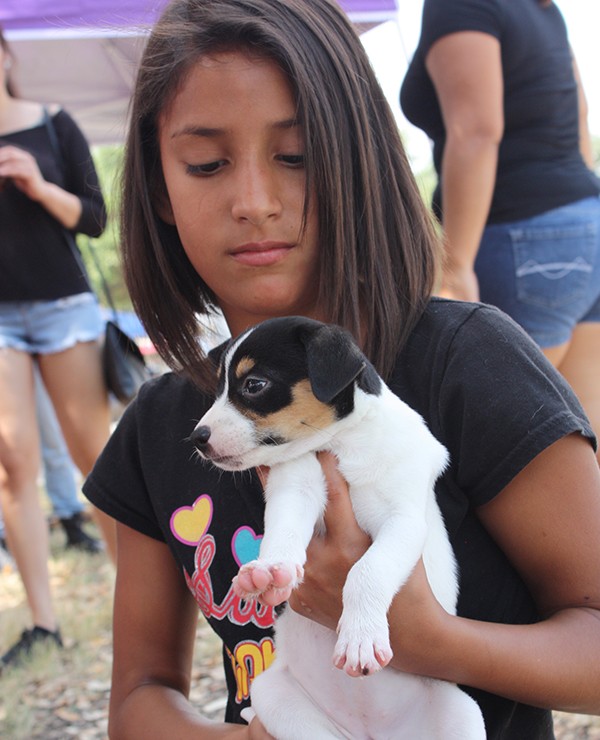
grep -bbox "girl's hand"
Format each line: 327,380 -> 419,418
258,454 -> 447,674
0,144 -> 48,201
247,719 -> 274,739
287,452 -> 449,677
238,709 -> 275,739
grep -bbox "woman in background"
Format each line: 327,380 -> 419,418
0,26 -> 115,670
401,0 -> 600,459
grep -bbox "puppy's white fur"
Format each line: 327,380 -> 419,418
195,325 -> 485,739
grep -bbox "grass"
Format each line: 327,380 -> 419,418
1,515 -> 599,739
0,516 -> 226,740
0,523 -> 115,739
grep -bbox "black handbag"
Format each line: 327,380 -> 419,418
80,240 -> 154,404
43,107 -> 153,404
103,319 -> 152,404
85,244 -> 154,404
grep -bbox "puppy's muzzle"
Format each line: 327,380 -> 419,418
190,425 -> 243,470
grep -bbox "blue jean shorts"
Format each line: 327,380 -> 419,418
0,292 -> 104,355
475,196 -> 600,347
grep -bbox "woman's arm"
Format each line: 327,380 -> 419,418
0,108 -> 106,234
0,143 -> 83,228
425,31 -> 504,302
56,111 -> 108,236
571,53 -> 595,169
109,522 -> 272,739
293,438 -> 600,713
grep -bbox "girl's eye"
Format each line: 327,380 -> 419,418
277,154 -> 305,168
186,160 -> 227,176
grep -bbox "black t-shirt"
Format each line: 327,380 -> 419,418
400,0 -> 600,224
84,299 -> 595,739
0,109 -> 106,301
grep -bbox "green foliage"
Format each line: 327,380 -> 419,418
413,163 -> 436,209
76,145 -> 133,311
592,134 -> 600,174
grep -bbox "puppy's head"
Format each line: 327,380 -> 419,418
190,316 -> 381,470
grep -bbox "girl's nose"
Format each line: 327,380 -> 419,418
230,164 -> 282,226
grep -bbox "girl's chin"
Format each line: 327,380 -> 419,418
223,295 -> 321,330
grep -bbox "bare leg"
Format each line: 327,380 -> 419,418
39,341 -> 117,561
0,349 -> 57,631
542,322 -> 600,465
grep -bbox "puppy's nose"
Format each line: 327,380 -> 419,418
191,425 -> 212,449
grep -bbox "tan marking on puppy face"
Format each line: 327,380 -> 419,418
252,379 -> 337,441
235,356 -> 256,379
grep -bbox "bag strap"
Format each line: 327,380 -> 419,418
81,236 -> 118,320
43,106 -> 62,165
43,107 -> 119,323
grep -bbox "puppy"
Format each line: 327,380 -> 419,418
191,316 -> 485,739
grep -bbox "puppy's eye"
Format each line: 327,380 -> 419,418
242,376 -> 270,397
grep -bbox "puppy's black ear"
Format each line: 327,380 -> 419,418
301,323 -> 365,403
208,338 -> 232,368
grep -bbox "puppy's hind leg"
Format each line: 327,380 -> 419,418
250,664 -> 348,740
428,682 -> 486,740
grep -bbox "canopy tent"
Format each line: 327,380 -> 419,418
1,0 -> 399,145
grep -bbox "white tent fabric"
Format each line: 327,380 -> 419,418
1,1 -> 399,145
7,32 -> 145,145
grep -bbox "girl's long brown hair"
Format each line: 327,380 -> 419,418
121,0 -> 441,391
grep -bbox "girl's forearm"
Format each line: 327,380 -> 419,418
110,683 -> 249,739
389,605 -> 600,714
35,180 -> 83,230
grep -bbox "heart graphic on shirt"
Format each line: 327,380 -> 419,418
170,495 -> 213,545
232,526 -> 262,567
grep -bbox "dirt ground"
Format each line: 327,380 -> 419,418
1,522 -> 599,739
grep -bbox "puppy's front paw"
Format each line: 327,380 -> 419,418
232,561 -> 272,599
232,560 -> 304,606
332,616 -> 393,677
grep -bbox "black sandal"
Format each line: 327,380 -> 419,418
0,626 -> 63,673
59,513 -> 104,554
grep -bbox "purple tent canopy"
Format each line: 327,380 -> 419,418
0,0 -> 397,32
1,0 -> 399,144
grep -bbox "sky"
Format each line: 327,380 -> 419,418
360,0 -> 599,172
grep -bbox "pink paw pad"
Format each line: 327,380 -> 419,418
232,561 -> 303,602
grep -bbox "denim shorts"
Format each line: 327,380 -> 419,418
0,292 -> 104,354
475,196 -> 600,347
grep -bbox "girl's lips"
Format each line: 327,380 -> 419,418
229,241 -> 294,267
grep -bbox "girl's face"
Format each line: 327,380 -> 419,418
158,51 -> 322,336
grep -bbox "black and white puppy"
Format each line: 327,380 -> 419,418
191,316 -> 485,739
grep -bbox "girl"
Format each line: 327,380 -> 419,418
83,1 -> 600,737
